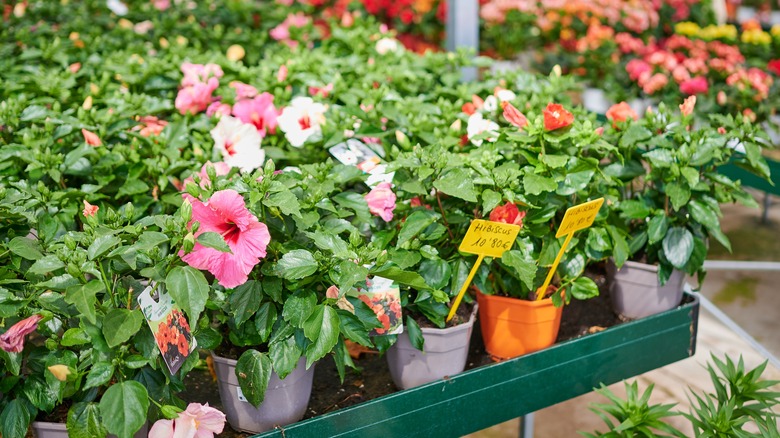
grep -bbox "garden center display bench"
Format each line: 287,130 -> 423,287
256,293 -> 699,438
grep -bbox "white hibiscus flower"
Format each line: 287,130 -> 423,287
210,116 -> 265,173
277,97 -> 327,148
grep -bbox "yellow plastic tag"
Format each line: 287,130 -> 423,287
556,198 -> 605,238
459,219 -> 521,258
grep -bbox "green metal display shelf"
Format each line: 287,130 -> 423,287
256,293 -> 699,438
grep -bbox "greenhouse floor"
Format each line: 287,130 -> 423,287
468,195 -> 780,437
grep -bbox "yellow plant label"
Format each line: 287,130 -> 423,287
556,198 -> 605,238
459,219 -> 521,258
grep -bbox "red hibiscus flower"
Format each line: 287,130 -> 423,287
543,103 -> 574,131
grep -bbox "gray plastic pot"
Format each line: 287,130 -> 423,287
211,354 -> 314,434
608,260 -> 685,319
386,304 -> 478,390
582,87 -> 612,114
31,421 -> 147,438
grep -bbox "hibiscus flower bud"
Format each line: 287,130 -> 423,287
180,200 -> 192,223
47,365 -> 72,382
183,232 -> 195,253
226,44 -> 245,62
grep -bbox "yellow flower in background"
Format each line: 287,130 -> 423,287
771,25 -> 780,38
699,24 -> 737,40
675,22 -> 700,37
741,29 -> 772,45
226,44 -> 245,62
414,0 -> 435,14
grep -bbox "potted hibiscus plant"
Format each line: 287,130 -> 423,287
178,159 -> 426,433
603,97 -> 772,318
0,192 -> 228,438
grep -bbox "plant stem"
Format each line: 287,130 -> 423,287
435,189 -> 456,241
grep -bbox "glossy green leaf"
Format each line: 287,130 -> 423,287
87,235 -> 122,260
276,249 -> 318,280
8,236 -> 43,260
397,210 -> 436,248
433,168 -> 478,202
304,306 -> 340,368
102,309 -> 144,348
647,214 -> 669,245
229,280 -> 263,328
235,350 -> 272,408
0,399 -> 31,438
269,335 -> 302,380
67,402 -> 107,438
405,316 -> 424,351
84,362 -> 115,390
282,290 -> 317,326
196,231 -> 232,253
99,381 -> 149,438
662,227 -> 694,270
27,255 -> 65,276
165,266 -> 208,323
65,280 -> 104,325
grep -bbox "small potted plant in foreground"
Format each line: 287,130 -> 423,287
603,97 -> 771,319
180,160 -> 423,433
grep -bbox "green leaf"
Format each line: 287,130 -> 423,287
20,104 -> 48,121
194,327 -> 222,350
275,249 -> 318,280
196,232 -> 232,253
99,381 -> 149,438
433,168 -> 478,202
264,190 -> 301,217
254,303 -> 277,343
117,179 -> 149,197
65,280 -> 104,325
84,362 -> 115,390
165,266 -> 209,323
337,310 -> 372,347
369,265 -> 429,290
665,182 -> 690,211
304,306 -> 340,368
643,149 -> 674,167
235,350 -> 272,408
134,231 -> 169,251
282,290 -> 317,326
332,260 -> 369,294
619,125 -> 653,147
305,231 -> 350,258
481,189 -> 502,215
523,173 -> 558,196
405,316 -> 424,351
397,210 -> 436,248
8,236 -> 43,260
662,227 -> 694,270
262,277 -> 283,303
501,250 -> 536,291
571,276 -> 600,300
647,214 -> 669,245
67,402 -> 107,438
27,255 -> 65,276
23,375 -> 57,411
606,226 -> 629,268
102,309 -> 144,348
620,200 -> 651,219
0,349 -> 22,376
0,399 -> 30,438
688,200 -> 730,252
229,280 -> 263,327
87,235 -> 122,260
268,335 -> 302,380
418,258 -> 451,290
540,154 -> 569,168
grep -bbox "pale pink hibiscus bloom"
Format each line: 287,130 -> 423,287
175,77 -> 219,115
210,116 -> 265,173
229,81 -> 259,100
206,101 -> 232,118
180,63 -> 224,88
148,403 -> 226,438
365,182 -> 396,222
181,190 -> 270,289
0,314 -> 43,353
679,96 -> 696,116
232,93 -> 278,137
277,65 -> 288,82
133,116 -> 168,137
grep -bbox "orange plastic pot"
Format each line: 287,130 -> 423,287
476,289 -> 563,361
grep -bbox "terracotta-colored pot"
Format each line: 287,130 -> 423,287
476,290 -> 563,361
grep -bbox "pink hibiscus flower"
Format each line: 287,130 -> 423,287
175,77 -> 219,115
0,314 -> 43,353
232,93 -> 278,137
365,182 -> 396,222
181,190 -> 270,289
149,403 -> 226,438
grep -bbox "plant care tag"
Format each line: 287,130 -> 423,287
556,198 -> 604,238
352,276 -> 403,336
236,387 -> 248,403
138,284 -> 197,375
459,219 -> 521,258
330,139 -> 394,187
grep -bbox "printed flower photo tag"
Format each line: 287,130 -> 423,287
138,284 -> 197,375
352,276 -> 403,336
329,139 -> 394,187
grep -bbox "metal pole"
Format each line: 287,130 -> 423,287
518,413 -> 534,438
446,0 -> 479,81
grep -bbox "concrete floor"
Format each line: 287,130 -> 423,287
467,195 -> 780,437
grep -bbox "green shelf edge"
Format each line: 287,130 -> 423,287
256,293 -> 699,438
